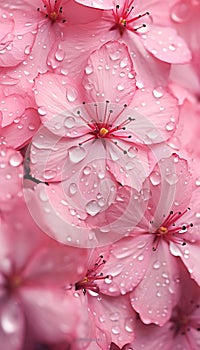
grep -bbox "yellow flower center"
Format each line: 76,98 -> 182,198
99,127 -> 109,137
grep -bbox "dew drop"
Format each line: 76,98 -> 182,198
69,147 -> 86,163
138,254 -> 144,261
125,317 -> 134,333
85,65 -> 93,74
64,116 -> 75,128
111,325 -> 120,335
110,312 -> 119,321
117,84 -> 124,91
66,87 -> 78,102
85,200 -> 101,216
153,87 -> 164,98
165,173 -> 178,185
42,170 -> 57,180
104,275 -> 113,284
9,153 -> 22,167
83,166 -> 91,175
166,122 -> 175,131
24,45 -> 31,55
55,49 -> 65,62
150,171 -> 161,185
38,106 -> 47,116
69,183 -> 77,195
171,1 -> 191,23
153,261 -> 160,269
39,188 -> 48,202
109,51 -> 121,60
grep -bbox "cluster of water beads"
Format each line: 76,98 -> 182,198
151,209 -> 194,251
110,1 -> 150,36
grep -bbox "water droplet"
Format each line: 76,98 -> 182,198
117,84 -> 124,91
69,183 -> 77,195
138,254 -> 144,261
85,65 -> 93,74
24,45 -> 31,55
110,312 -> 119,321
125,317 -> 134,332
171,1 -> 191,23
64,116 -> 75,128
128,146 -> 138,158
9,153 -> 22,167
153,261 -> 160,269
166,122 -> 175,131
42,170 -> 57,180
69,147 -> 86,163
55,49 -> 65,62
120,57 -> 128,68
85,200 -> 101,216
153,87 -> 164,98
83,166 -> 91,175
39,188 -> 48,202
28,123 -> 36,131
66,87 -> 78,102
111,325 -> 120,335
109,51 -> 121,60
165,173 -> 178,185
38,106 -> 47,116
104,275 -> 113,284
150,171 -> 161,185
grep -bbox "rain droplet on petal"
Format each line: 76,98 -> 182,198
85,200 -> 101,216
152,87 -> 164,98
68,146 -> 86,163
64,116 -> 75,129
150,171 -> 161,185
9,153 -> 22,167
66,87 -> 78,102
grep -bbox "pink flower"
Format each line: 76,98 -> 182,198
132,264 -> 200,349
56,0 -> 191,85
0,85 -> 41,150
69,249 -> 135,349
0,0 -> 73,82
27,41 -> 178,246
169,0 -> 200,99
0,195 -> 89,349
96,154 -> 200,325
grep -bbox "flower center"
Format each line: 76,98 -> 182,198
75,255 -> 112,295
170,302 -> 200,336
152,209 -> 193,251
110,1 -> 150,36
77,101 -> 135,153
37,0 -> 66,23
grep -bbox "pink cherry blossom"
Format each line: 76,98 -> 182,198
0,0 -> 74,83
68,248 -> 136,349
95,154 -> 200,325
132,264 -> 200,349
0,195 -> 90,349
56,0 -> 191,86
169,0 -> 200,99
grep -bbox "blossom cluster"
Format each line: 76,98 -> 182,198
0,0 -> 200,349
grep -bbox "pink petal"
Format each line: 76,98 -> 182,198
1,108 -> 41,149
99,235 -> 152,296
130,240 -> 181,326
0,94 -> 25,128
143,25 -> 192,63
129,87 -> 179,143
74,0 -> 114,9
88,293 -> 135,348
34,72 -> 83,134
82,41 -> 136,105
